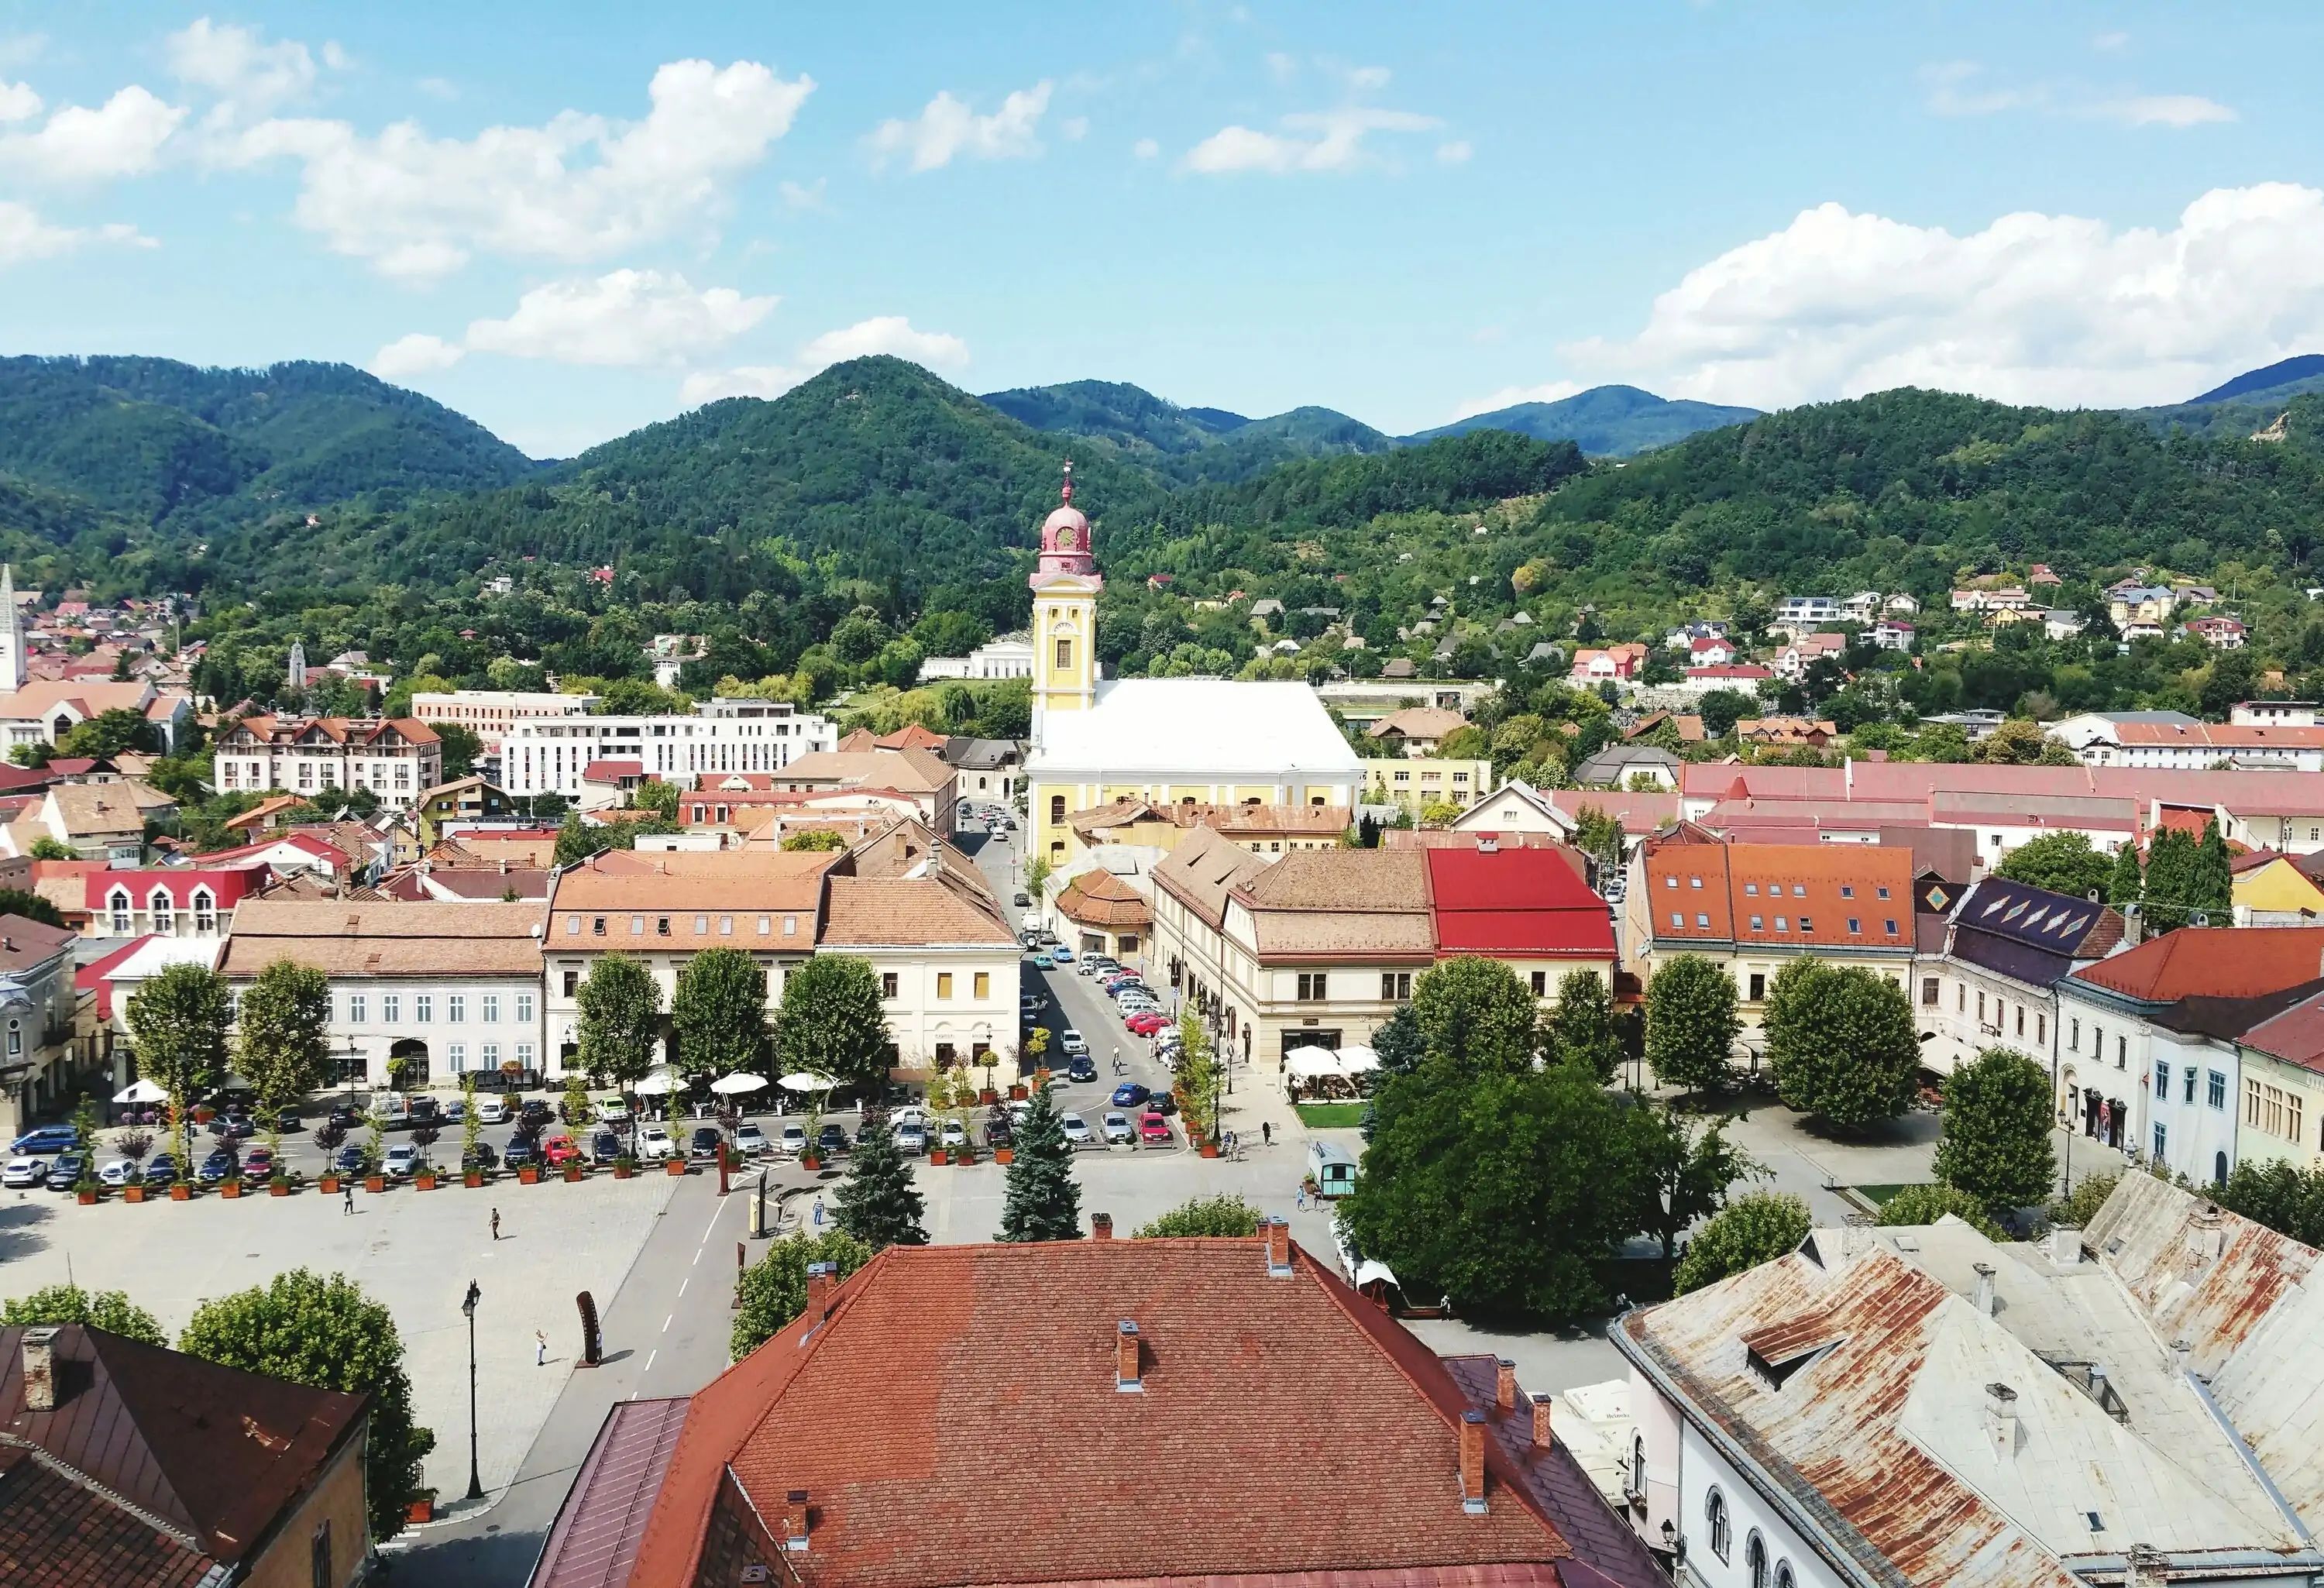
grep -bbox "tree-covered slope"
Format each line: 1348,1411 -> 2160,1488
977,378 -> 1394,483
1406,384 -> 1761,457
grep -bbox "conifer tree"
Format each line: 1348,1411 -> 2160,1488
833,1118 -> 927,1249
999,1081 -> 1082,1243
2194,818 -> 2233,926
2106,837 -> 2144,909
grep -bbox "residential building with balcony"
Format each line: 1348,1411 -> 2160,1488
211,715 -> 442,809
501,699 -> 835,801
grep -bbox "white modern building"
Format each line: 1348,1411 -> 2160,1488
917,634 -> 1035,681
501,698 -> 837,800
411,689 -> 599,744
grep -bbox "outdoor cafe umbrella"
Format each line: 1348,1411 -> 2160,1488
113,1078 -> 168,1105
710,1073 -> 768,1095
1281,1045 -> 1337,1075
1335,1045 -> 1380,1074
779,1073 -> 839,1094
634,1067 -> 681,1097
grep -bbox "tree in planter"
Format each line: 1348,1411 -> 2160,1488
1411,956 -> 1538,1077
125,961 -> 232,1181
411,1124 -> 442,1172
771,954 -> 892,1096
1644,955 -> 1741,1098
1173,1015 -> 1219,1137
1134,1194 -> 1263,1238
1,1283 -> 166,1345
730,1229 -> 874,1359
359,1100 -> 387,1176
1765,961 -> 1919,1129
999,1081 -> 1082,1243
180,1270 -> 435,1542
560,1071 -> 593,1130
1542,970 -> 1624,1086
1671,1192 -> 1810,1295
1622,1105 -> 1765,1260
70,1096 -> 98,1157
1931,1046 -> 2058,1217
115,1128 -> 153,1180
672,948 -> 768,1078
314,1121 -> 347,1174
459,1073 -> 482,1173
235,958 -> 332,1189
832,1118 -> 927,1249
576,954 -> 662,1093
1875,1182 -> 2003,1239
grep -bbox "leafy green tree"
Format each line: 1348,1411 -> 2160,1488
2048,1169 -> 2121,1232
1672,1192 -> 1810,1295
1570,803 -> 1625,875
1371,1002 -> 1424,1078
1624,1106 -> 1764,1259
999,1080 -> 1082,1243
54,706 -> 158,758
23,837 -> 76,862
781,829 -> 847,851
671,947 -> 767,1075
179,1270 -> 434,1542
1994,832 -> 2113,899
631,777 -> 679,820
1697,689 -> 1756,739
770,954 -> 891,1092
2194,817 -> 2233,926
1542,969 -> 1624,1084
2141,826 -> 2199,932
1411,955 -> 1538,1076
2107,838 -> 2144,907
1134,1194 -> 1264,1238
576,954 -> 662,1088
235,957 -> 332,1177
1344,1062 -> 1642,1322
1875,1182 -> 2003,1239
434,723 -> 483,779
125,961 -> 232,1178
731,1229 -> 875,1359
1765,961 -> 1919,1129
552,811 -> 629,868
1645,955 -> 1741,1097
1,1284 -> 167,1344
2217,1159 -> 2324,1246
0,885 -> 66,926
832,1119 -> 927,1249
1933,1047 -> 2057,1215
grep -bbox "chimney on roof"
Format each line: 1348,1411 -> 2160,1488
2168,1339 -> 2192,1379
806,1262 -> 834,1323
1090,1212 -> 1113,1241
2187,1202 -> 2225,1263
1264,1216 -> 1291,1277
1458,1411 -> 1488,1513
2051,1225 -> 2083,1267
1972,1262 -> 1996,1317
1532,1395 -> 1555,1452
19,1326 -> 58,1411
1115,1320 -> 1142,1393
1496,1357 -> 1518,1411
782,1490 -> 810,1552
1983,1383 -> 2019,1461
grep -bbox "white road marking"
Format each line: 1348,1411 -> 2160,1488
644,1350 -> 656,1374
662,1313 -> 672,1333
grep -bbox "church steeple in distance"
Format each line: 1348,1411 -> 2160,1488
0,564 -> 19,695
1031,459 -> 1101,589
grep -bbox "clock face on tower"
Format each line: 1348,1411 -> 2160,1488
1056,525 -> 1077,549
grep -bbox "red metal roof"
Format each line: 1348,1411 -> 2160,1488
1425,846 -> 1614,959
2069,926 -> 2324,1003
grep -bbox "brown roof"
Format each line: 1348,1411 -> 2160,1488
1234,849 -> 1436,961
0,1442 -> 213,1587
0,1324 -> 366,1571
0,913 -> 74,972
44,781 -> 174,837
216,898 -> 548,978
552,849 -> 834,916
623,1236 -> 1590,1588
429,831 -> 560,868
1642,837 -> 1915,952
2068,925 -> 2324,1003
1370,706 -> 1469,741
1054,868 -> 1152,929
220,713 -> 439,748
1150,824 -> 1268,930
820,875 -> 1016,947
775,747 -> 953,796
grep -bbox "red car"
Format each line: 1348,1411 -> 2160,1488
1138,1112 -> 1172,1143
1125,1011 -> 1171,1036
541,1133 -> 581,1167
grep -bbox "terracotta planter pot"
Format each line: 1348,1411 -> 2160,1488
168,1183 -> 191,1201
269,1181 -> 289,1197
517,1166 -> 541,1184
124,1184 -> 147,1203
1035,1067 -> 1050,1084
799,1155 -> 820,1171
955,1150 -> 978,1166
220,1180 -> 242,1199
563,1164 -> 583,1182
414,1173 -> 436,1191
978,1088 -> 999,1105
994,1146 -> 1015,1164
1199,1141 -> 1220,1159
364,1175 -> 386,1194
464,1171 -> 483,1188
76,1188 -> 96,1205
665,1157 -> 688,1176
614,1164 -> 633,1180
319,1174 -> 339,1194
929,1149 -> 948,1165
406,1498 -> 435,1525
1009,1084 -> 1027,1102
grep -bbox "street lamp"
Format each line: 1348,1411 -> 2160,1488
462,1280 -> 483,1501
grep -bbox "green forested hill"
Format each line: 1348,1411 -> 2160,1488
1405,384 -> 1761,457
977,377 -> 1394,484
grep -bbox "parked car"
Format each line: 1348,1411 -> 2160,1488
984,1116 -> 1012,1146
1081,957 -> 1119,978
689,1127 -> 724,1161
896,1119 -> 927,1153
333,1145 -> 368,1175
98,1158 -> 137,1188
276,1109 -> 303,1134
461,1143 -> 500,1174
1060,1112 -> 1094,1146
2,1157 -> 43,1188
143,1154 -> 177,1185
406,1097 -> 442,1128
776,1122 -> 808,1155
1060,1029 -> 1088,1055
1125,1012 -> 1171,1036
196,1149 -> 239,1184
439,1098 -> 465,1123
501,1137 -> 540,1171
1111,1083 -> 1152,1108
519,1100 -> 555,1130
1012,891 -> 1030,907
1139,1112 -> 1173,1143
542,1134 -> 583,1167
240,1146 -> 277,1182
383,1143 -> 421,1179
638,1123 -> 677,1161
1102,1111 -> 1133,1145
1143,1091 -> 1177,1116
1050,947 -> 1075,964
325,1103 -> 363,1131
590,1131 -> 623,1164
211,1110 -> 255,1140
46,1154 -> 88,1191
596,1096 -> 631,1125
734,1122 -> 769,1157
475,1096 -> 510,1126
939,1119 -> 967,1148
1067,1054 -> 1098,1083
9,1126 -> 76,1157
816,1124 -> 851,1157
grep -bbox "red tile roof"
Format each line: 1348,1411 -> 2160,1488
0,1444 -> 214,1588
1425,846 -> 1614,960
1643,838 -> 1913,951
624,1236 -> 1605,1588
2068,926 -> 2324,1003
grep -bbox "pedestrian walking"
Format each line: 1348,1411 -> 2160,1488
535,1330 -> 547,1367
812,1196 -> 824,1228
1297,1184 -> 1308,1212
342,1181 -> 354,1214
1261,1120 -> 1271,1146
490,1208 -> 501,1242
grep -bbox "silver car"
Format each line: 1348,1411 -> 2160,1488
1061,1112 -> 1094,1146
1102,1111 -> 1133,1144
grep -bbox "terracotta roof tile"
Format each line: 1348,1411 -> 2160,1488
820,875 -> 1016,947
2070,925 -> 2324,1003
216,898 -> 548,978
1054,869 -> 1152,929
1152,826 -> 1269,931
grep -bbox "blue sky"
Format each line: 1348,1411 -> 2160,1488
1,2 -> 2320,456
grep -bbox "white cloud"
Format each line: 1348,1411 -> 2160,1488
1563,184 -> 2324,410
2096,94 -> 2234,128
1451,380 -> 1581,420
416,77 -> 457,101
0,81 -> 38,123
779,177 -> 828,211
1133,136 -> 1160,160
1184,106 -> 1439,174
1346,65 -> 1391,90
868,81 -> 1052,172
0,86 -> 185,182
1436,139 -> 1472,164
681,315 -> 969,407
2093,30 -> 2130,51
463,269 -> 775,366
1263,52 -> 1298,84
0,36 -> 44,73
220,57 -> 814,280
1923,60 -> 2042,117
0,199 -> 153,264
1061,115 -> 1088,141
167,17 -> 321,119
370,332 -> 465,378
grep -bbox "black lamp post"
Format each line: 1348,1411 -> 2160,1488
462,1280 -> 483,1500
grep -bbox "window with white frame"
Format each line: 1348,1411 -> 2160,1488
192,889 -> 215,933
516,991 -> 535,1023
381,994 -> 401,1023
109,889 -> 131,933
1706,1488 -> 1731,1562
150,888 -> 174,933
448,1042 -> 467,1070
416,995 -> 435,1023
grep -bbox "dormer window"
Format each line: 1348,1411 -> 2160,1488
109,889 -> 131,933
150,888 -> 174,935
192,889 -> 216,933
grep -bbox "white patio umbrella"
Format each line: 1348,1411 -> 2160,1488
113,1078 -> 167,1105
779,1072 -> 839,1094
634,1067 -> 681,1097
710,1073 -> 768,1095
1335,1046 -> 1380,1074
1282,1045 -> 1337,1073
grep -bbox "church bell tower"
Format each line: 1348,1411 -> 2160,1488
1029,462 -> 1102,742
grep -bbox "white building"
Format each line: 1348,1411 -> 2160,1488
820,870 -> 1020,1074
411,689 -> 599,744
1773,595 -> 1839,626
211,715 -> 443,809
2233,700 -> 2320,727
502,697 -> 837,800
917,633 -> 1035,682
1918,875 -> 2124,1081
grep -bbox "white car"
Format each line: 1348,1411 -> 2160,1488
939,1119 -> 968,1147
383,1144 -> 420,1179
98,1158 -> 137,1188
638,1123 -> 677,1161
1061,1112 -> 1093,1146
1059,1029 -> 1088,1056
1102,1112 -> 1133,1144
3,1156 -> 46,1188
896,1120 -> 927,1153
777,1122 -> 808,1155
891,1105 -> 929,1131
734,1123 -> 769,1157
475,1096 -> 509,1125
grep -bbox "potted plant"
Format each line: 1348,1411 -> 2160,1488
220,1167 -> 243,1198
614,1153 -> 636,1180
269,1171 -> 292,1197
315,1122 -> 346,1194
665,1152 -> 688,1176
412,1124 -> 441,1189
406,1495 -> 435,1525
562,1151 -> 584,1183
74,1155 -> 100,1205
1009,1083 -> 1027,1102
116,1128 -> 153,1203
168,1174 -> 192,1201
360,1102 -> 387,1193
